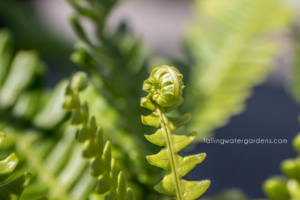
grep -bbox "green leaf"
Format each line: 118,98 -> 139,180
145,129 -> 165,146
154,173 -> 174,195
146,149 -> 169,170
0,153 -> 19,182
141,112 -> 160,128
0,172 -> 32,200
181,179 -> 211,200
178,153 -> 206,177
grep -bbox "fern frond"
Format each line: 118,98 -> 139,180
263,130 -> 300,200
0,29 -> 67,130
0,132 -> 48,200
63,72 -> 135,200
186,0 -> 293,139
66,0 -> 147,135
2,125 -> 97,200
65,2 -> 160,195
141,65 -> 210,200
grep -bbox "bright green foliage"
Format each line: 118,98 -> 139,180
185,0 -> 293,139
0,132 -> 48,200
141,65 -> 210,200
0,29 -> 97,200
263,133 -> 300,200
63,72 -> 135,200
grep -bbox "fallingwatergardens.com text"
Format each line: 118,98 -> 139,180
203,138 -> 288,145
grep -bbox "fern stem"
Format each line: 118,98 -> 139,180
14,134 -> 72,200
156,105 -> 183,200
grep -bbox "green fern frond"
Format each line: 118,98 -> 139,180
0,29 -> 67,130
263,129 -> 300,200
141,65 -> 210,200
2,125 -> 97,200
63,72 -> 135,200
0,132 -> 48,200
66,0 -> 147,135
186,0 -> 293,139
65,2 -> 160,195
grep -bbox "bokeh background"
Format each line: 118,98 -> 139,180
1,0 -> 300,199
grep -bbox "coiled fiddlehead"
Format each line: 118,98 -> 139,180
263,131 -> 300,200
141,65 -> 210,200
63,72 -> 135,200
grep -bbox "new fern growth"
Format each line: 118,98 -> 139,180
141,65 -> 210,200
63,72 -> 135,200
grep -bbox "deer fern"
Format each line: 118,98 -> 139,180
141,65 -> 210,199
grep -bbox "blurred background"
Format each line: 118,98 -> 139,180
1,0 -> 300,199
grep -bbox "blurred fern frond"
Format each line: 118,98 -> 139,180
0,29 -> 67,131
63,72 -> 135,200
0,28 -> 95,200
0,132 -> 48,200
186,0 -> 293,139
1,125 -> 99,200
65,1 -> 162,198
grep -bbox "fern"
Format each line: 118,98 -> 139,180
0,132 -> 48,200
65,0 -> 151,144
65,0 -> 161,197
0,29 -> 103,199
63,72 -> 135,200
185,0 -> 293,139
0,29 -> 67,130
263,130 -> 300,200
141,65 -> 210,199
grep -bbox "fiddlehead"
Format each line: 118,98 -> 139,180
263,132 -> 300,200
141,65 -> 210,200
63,72 -> 135,200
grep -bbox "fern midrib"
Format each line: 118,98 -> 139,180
13,134 -> 72,200
156,106 -> 183,200
199,1 -> 270,95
